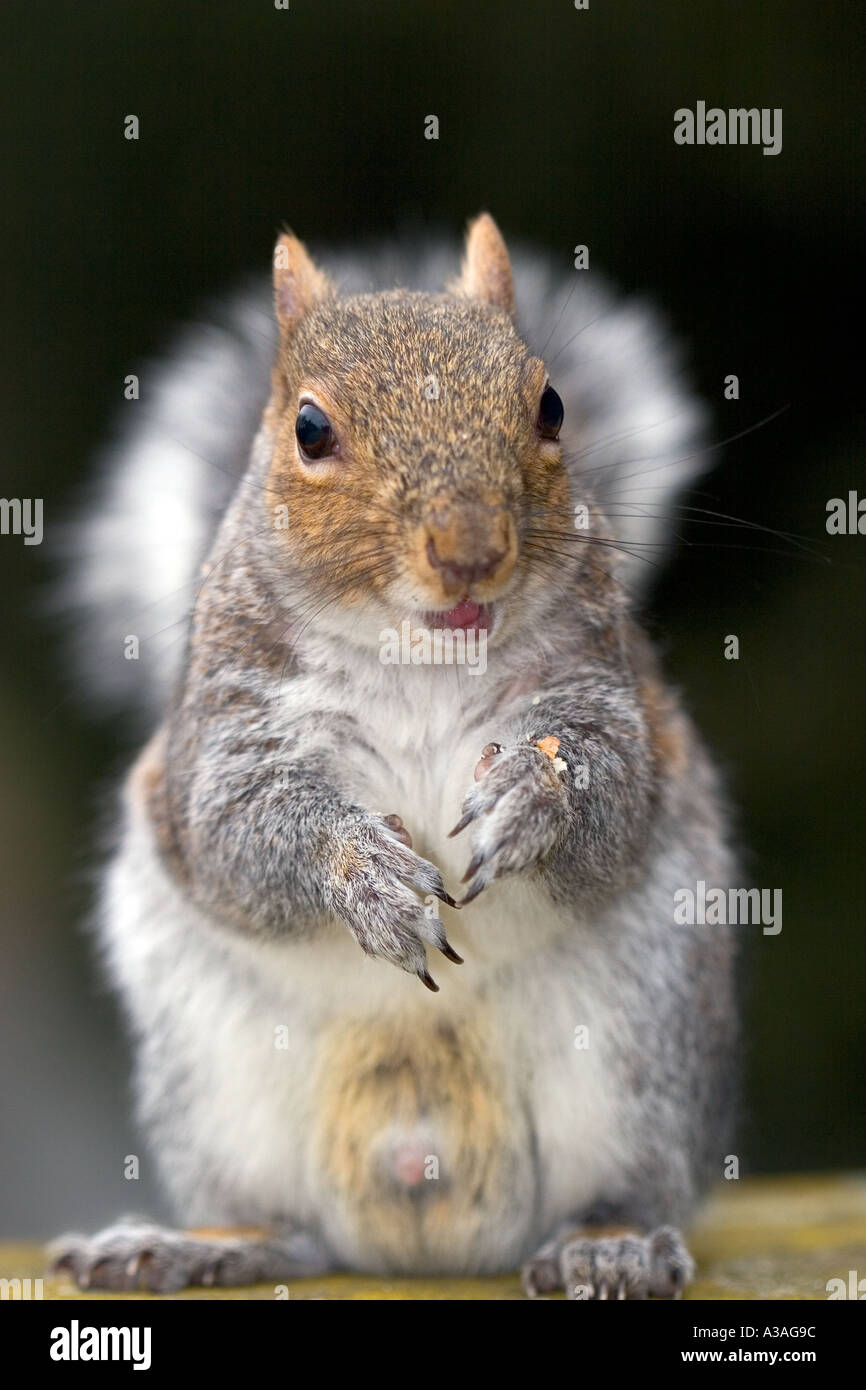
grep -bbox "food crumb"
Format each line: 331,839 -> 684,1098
536,735 -> 561,761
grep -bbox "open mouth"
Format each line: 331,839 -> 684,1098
420,597 -> 493,633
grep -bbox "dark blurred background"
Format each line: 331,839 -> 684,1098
0,0 -> 863,1236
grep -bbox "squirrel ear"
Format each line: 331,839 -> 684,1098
272,232 -> 331,337
453,213 -> 515,315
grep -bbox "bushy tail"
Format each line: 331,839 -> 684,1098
63,239 -> 707,725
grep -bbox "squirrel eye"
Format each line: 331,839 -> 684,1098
537,384 -> 564,440
296,402 -> 336,460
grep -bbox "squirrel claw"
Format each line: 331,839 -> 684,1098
461,854 -> 483,884
418,969 -> 440,993
459,878 -> 486,906
439,940 -> 464,965
448,811 -> 475,838
435,888 -> 460,909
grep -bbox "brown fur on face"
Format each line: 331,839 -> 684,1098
264,218 -> 574,618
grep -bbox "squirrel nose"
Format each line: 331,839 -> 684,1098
425,535 -> 506,589
421,503 -> 516,596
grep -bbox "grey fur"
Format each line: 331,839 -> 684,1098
51,229 -> 737,1297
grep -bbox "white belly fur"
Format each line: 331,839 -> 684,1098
101,665 -> 633,1271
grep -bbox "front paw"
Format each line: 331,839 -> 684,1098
450,739 -> 570,903
325,811 -> 461,989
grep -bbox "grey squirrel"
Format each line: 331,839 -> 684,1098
51,215 -> 738,1297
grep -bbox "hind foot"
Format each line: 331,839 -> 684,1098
522,1225 -> 694,1301
48,1215 -> 330,1293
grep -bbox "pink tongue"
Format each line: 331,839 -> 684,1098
443,598 -> 484,630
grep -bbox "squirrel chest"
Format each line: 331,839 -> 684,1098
240,660 -> 619,1270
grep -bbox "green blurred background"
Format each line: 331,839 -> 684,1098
0,0 -> 863,1236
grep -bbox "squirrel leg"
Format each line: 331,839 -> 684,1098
48,1217 -> 331,1293
522,1223 -> 695,1301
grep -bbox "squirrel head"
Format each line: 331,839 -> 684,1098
261,214 -> 609,651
